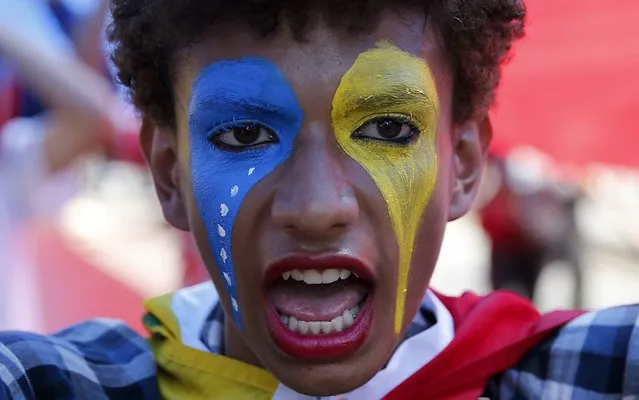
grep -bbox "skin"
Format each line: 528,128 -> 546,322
142,9 -> 489,396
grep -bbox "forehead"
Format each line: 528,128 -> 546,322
174,10 -> 450,113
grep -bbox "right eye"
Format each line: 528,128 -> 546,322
212,123 -> 279,151
352,116 -> 419,145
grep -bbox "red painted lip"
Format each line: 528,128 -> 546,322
263,254 -> 376,287
266,294 -> 373,360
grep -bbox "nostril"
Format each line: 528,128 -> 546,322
271,165 -> 359,238
279,192 -> 358,233
284,223 -> 348,242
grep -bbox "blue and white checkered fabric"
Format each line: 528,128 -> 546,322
0,318 -> 159,399
494,305 -> 639,399
1,298 -> 638,399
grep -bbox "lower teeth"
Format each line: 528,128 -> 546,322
279,303 -> 362,335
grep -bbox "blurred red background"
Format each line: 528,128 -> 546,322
491,0 -> 639,167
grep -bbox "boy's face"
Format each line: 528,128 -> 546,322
146,9 -> 487,396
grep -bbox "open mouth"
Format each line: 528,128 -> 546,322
264,255 -> 374,360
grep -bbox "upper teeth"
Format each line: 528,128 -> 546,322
281,269 -> 353,284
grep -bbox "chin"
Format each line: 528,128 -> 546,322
239,250 -> 402,395
264,348 -> 390,397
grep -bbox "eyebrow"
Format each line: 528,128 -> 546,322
342,86 -> 433,113
190,94 -> 298,123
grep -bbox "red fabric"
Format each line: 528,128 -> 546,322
478,188 -> 526,247
0,79 -> 20,129
106,130 -> 147,166
385,291 -> 585,400
490,0 -> 639,167
0,87 -> 10,129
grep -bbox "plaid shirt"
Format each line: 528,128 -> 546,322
1,301 -> 638,399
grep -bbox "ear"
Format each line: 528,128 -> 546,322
140,118 -> 190,231
447,117 -> 492,221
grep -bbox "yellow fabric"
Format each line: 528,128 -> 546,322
144,295 -> 280,399
145,294 -> 181,340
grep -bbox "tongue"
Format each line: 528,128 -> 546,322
269,278 -> 367,321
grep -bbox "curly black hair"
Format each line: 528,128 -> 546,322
108,0 -> 525,128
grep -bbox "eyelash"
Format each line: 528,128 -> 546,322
208,122 -> 278,152
206,115 -> 419,153
352,115 -> 420,145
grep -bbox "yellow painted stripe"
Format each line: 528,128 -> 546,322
332,41 -> 439,334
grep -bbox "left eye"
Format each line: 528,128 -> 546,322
353,117 -> 417,143
212,123 -> 278,150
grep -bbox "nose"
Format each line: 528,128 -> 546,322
271,133 -> 359,242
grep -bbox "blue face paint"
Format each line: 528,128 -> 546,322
189,58 -> 303,328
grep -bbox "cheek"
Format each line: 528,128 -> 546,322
402,132 -> 455,321
404,174 -> 450,312
190,141 -> 255,325
188,138 -> 295,328
335,135 -> 438,334
184,57 -> 304,328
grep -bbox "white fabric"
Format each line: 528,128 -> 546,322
171,283 -> 455,400
0,0 -> 77,107
0,117 -> 80,330
61,0 -> 100,18
0,0 -> 75,56
0,0 -> 97,331
171,281 -> 220,352
0,117 -> 49,331
0,187 -> 9,328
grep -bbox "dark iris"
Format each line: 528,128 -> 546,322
233,125 -> 261,144
377,119 -> 403,138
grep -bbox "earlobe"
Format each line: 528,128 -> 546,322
448,118 -> 492,221
140,118 -> 191,231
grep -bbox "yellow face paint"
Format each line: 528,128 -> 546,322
332,42 -> 439,334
